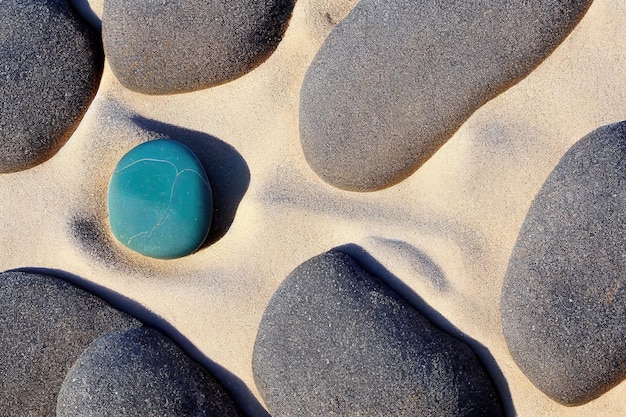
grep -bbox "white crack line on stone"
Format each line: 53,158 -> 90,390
116,158 -> 209,247
115,157 -> 211,188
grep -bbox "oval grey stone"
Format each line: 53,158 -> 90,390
299,0 -> 593,191
0,0 -> 103,172
102,0 -> 296,94
253,251 -> 503,416
501,121 -> 626,405
57,327 -> 242,416
0,271 -> 140,416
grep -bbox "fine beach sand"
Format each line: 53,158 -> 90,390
1,0 -> 625,415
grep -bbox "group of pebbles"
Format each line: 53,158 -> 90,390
2,0 -> 625,415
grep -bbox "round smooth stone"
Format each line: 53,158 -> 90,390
0,0 -> 103,172
107,139 -> 212,259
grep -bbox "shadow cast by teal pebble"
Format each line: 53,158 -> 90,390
68,118 -> 249,265
131,115 -> 250,248
12,267 -> 270,417
334,244 -> 516,417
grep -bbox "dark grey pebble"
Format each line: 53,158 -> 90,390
501,121 -> 626,405
56,327 -> 241,417
0,271 -> 140,416
299,0 -> 592,191
0,0 -> 103,173
253,251 -> 503,416
102,0 -> 296,94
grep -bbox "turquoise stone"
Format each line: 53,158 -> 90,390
107,139 -> 212,259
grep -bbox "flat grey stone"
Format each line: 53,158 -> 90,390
0,0 -> 103,173
253,251 -> 503,416
57,327 -> 241,417
102,0 -> 296,94
300,0 -> 593,191
501,121 -> 626,405
0,271 -> 140,416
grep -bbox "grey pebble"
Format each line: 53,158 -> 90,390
501,121 -> 626,405
299,0 -> 593,191
57,327 -> 241,417
0,0 -> 103,172
253,250 -> 503,416
102,0 -> 296,94
0,271 -> 140,416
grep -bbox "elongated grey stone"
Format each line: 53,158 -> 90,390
501,121 -> 626,405
253,251 -> 503,416
0,0 -> 103,172
57,327 -> 241,417
102,0 -> 296,94
0,271 -> 140,416
300,0 -> 593,191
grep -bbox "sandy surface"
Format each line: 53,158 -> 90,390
2,0 -> 625,415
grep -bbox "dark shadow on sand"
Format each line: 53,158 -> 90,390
68,0 -> 102,31
11,267 -> 270,417
131,115 -> 250,248
334,244 -> 516,417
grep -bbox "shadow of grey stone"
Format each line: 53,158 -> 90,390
68,0 -> 102,31
334,244 -> 516,417
10,267 -> 269,417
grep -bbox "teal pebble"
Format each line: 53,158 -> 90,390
107,139 -> 212,259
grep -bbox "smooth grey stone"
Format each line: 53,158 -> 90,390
501,121 -> 626,405
0,0 -> 103,173
57,327 -> 241,417
300,0 -> 593,191
102,0 -> 296,94
0,271 -> 140,416
253,251 -> 503,416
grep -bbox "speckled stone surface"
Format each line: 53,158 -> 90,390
102,0 -> 296,94
299,0 -> 593,191
107,139 -> 213,259
0,0 -> 103,173
57,327 -> 241,417
501,121 -> 626,405
0,271 -> 140,416
253,251 -> 503,416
